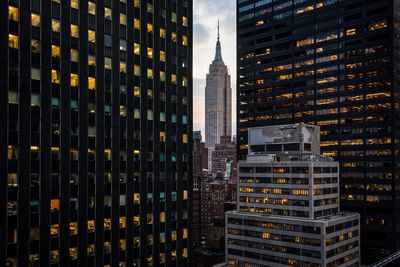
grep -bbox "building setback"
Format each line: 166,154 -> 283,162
205,23 -> 232,169
237,0 -> 400,263
1,0 -> 192,266
226,124 -> 360,267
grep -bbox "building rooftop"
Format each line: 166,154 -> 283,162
226,210 -> 359,223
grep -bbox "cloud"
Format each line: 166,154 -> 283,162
193,23 -> 210,45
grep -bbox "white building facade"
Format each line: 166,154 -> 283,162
225,125 -> 360,267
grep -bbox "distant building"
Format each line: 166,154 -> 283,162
194,131 -> 209,175
201,177 -> 236,239
205,217 -> 225,251
193,174 -> 202,249
211,136 -> 236,179
226,125 -> 360,267
205,22 -> 232,169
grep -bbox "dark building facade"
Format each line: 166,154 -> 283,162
200,177 -> 236,238
2,0 -> 192,266
237,0 -> 400,263
193,130 -> 208,175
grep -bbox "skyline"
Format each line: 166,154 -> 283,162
193,0 -> 237,139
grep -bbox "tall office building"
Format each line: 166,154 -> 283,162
1,0 -> 192,266
226,124 -> 360,267
205,23 -> 232,169
237,0 -> 400,263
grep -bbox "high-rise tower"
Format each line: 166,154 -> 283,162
237,0 -> 400,263
205,22 -> 232,169
1,1 -> 192,266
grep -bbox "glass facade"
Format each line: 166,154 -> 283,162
1,0 -> 192,266
237,0 -> 400,263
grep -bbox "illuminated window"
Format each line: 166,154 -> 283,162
147,23 -> 153,33
88,220 -> 95,233
51,45 -> 60,58
134,215 -> 140,226
31,13 -> 41,27
120,14 -> 126,25
104,7 -> 112,20
88,77 -> 96,90
346,28 -> 357,36
31,94 -> 40,107
160,51 -> 166,62
134,43 -> 140,55
31,39 -> 40,53
171,250 -> 177,260
160,71 -> 166,82
369,20 -> 387,31
51,225 -> 59,236
134,193 -> 140,204
160,28 -> 166,38
120,61 -> 126,73
171,12 -> 177,23
147,213 -> 153,224
88,30 -> 95,42
88,2 -> 96,15
160,252 -> 166,263
9,6 -> 19,21
182,16 -> 188,26
65,51 -> 78,64
147,69 -> 153,79
160,212 -> 166,223
183,248 -> 188,258
171,230 -> 177,241
105,57 -> 112,70
296,38 -> 313,47
171,32 -> 177,42
160,132 -> 166,142
171,74 -> 177,85
52,19 -> 60,32
183,228 -> 188,239
134,65 -> 140,76
134,19 -> 140,30
70,74 -> 79,87
71,0 -> 79,9
51,70 -> 60,84
182,134 -> 188,144
71,24 -> 79,38
69,222 -> 78,235
183,35 -> 188,46
88,54 -> 96,66
134,86 -> 140,97
134,0 -> 140,8
147,110 -> 154,120
104,218 -> 111,230
8,34 -> 18,49
7,146 -> 18,160
147,47 -> 153,59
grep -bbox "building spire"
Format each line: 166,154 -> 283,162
213,20 -> 224,64
218,20 -> 220,41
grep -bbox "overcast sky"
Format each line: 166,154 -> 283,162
193,0 -> 237,141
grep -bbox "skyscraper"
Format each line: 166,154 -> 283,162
237,0 -> 399,263
205,22 -> 232,169
1,0 -> 192,266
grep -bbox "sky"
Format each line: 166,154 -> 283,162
193,0 -> 237,141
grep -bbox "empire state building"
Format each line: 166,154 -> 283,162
205,23 -> 232,169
